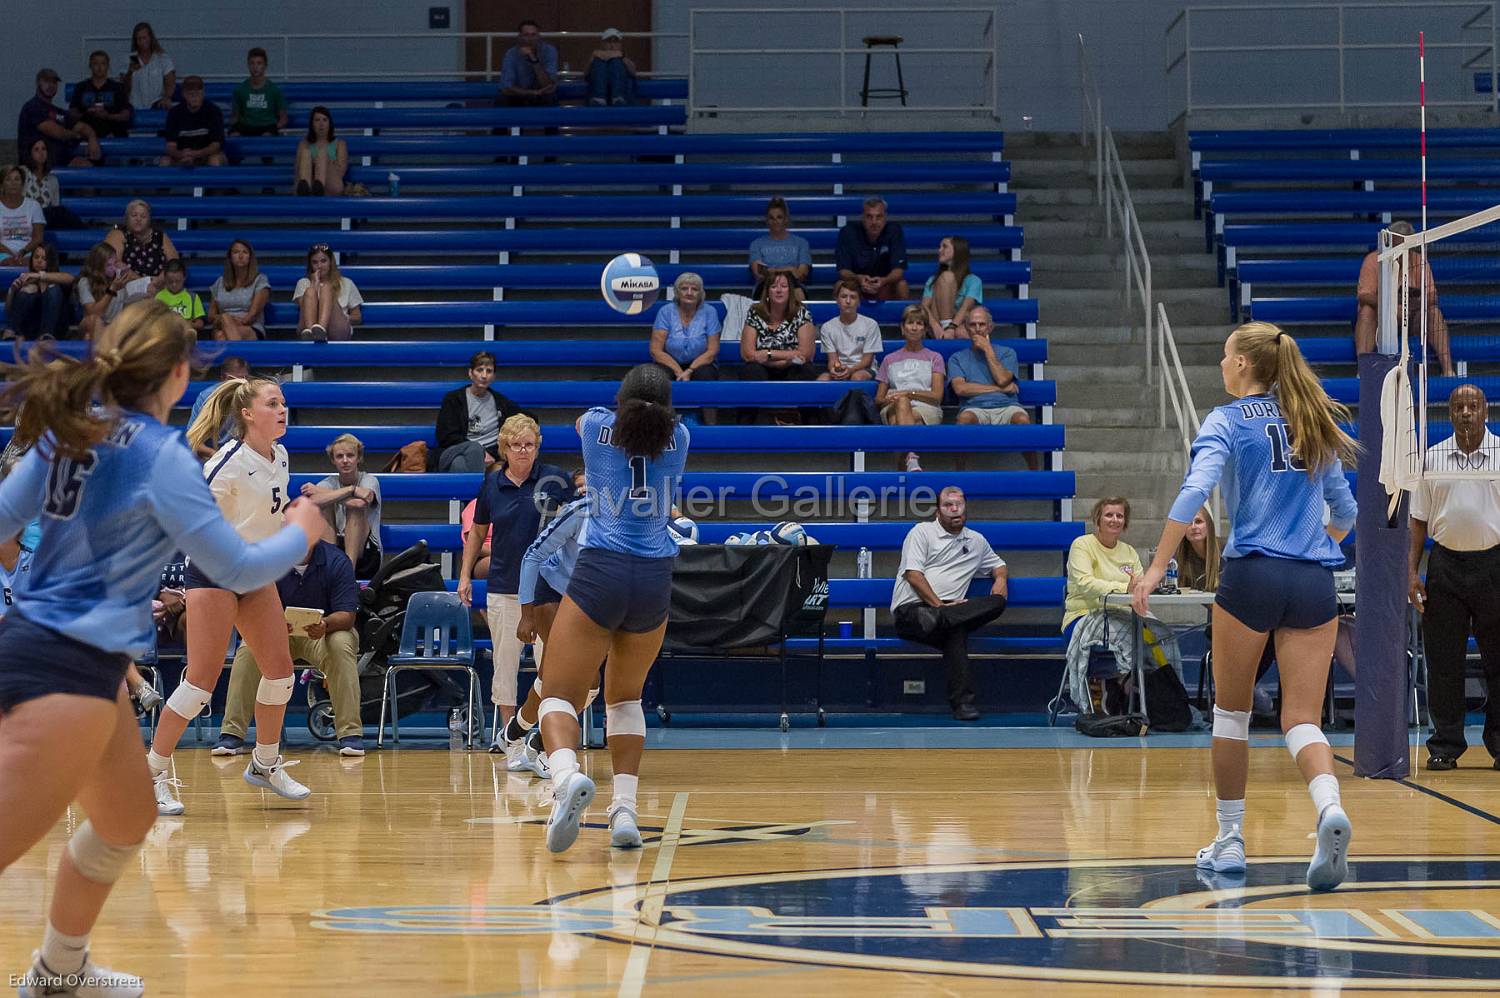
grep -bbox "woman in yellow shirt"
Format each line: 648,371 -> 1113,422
1063,497 -> 1142,636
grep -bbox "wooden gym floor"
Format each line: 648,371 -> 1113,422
3,739 -> 1500,996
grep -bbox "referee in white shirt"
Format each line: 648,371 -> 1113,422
891,486 -> 1009,721
1409,384 -> 1500,771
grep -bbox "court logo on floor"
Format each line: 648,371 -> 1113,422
316,856 -> 1500,988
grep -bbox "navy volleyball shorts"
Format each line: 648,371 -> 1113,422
1215,554 -> 1337,632
566,548 -> 673,633
0,612 -> 132,711
533,574 -> 563,607
182,559 -> 222,591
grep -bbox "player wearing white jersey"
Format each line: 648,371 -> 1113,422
146,377 -> 311,815
1133,322 -> 1359,892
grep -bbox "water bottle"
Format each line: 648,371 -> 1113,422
387,172 -> 400,197
857,546 -> 872,579
448,707 -> 465,733
1165,556 -> 1179,592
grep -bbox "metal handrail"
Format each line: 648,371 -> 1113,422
83,29 -> 690,82
1079,35 -> 1153,385
1166,2 -> 1498,119
1156,303 -> 1202,457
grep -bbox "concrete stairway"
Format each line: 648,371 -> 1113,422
1006,131 -> 1228,545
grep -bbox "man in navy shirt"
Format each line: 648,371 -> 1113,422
18,68 -> 100,166
160,76 -> 226,167
69,52 -> 132,140
948,307 -> 1040,470
214,541 -> 366,756
498,19 -> 559,106
836,196 -> 909,301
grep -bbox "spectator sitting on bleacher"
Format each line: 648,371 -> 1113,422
153,258 -> 204,332
437,350 -> 525,473
0,168 -> 45,268
650,271 -> 722,384
6,245 -> 72,339
1354,220 -> 1453,376
587,28 -> 636,106
950,307 -> 1038,469
499,20 -> 558,107
836,196 -> 909,301
749,197 -> 812,297
303,433 -> 383,578
876,304 -> 947,473
739,272 -> 816,423
188,356 -> 250,459
159,76 -> 226,168
208,239 -> 271,341
122,21 -> 175,111
18,68 -> 99,168
213,539 -> 366,758
231,47 -> 288,137
294,242 -> 362,341
922,235 -> 982,337
891,486 -> 1008,721
817,279 -> 881,382
1175,506 -> 1221,591
294,107 -> 348,196
104,198 -> 178,277
69,51 -> 132,140
75,241 -> 143,340
21,140 -> 76,232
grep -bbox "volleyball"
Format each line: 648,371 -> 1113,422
600,253 -> 661,315
769,521 -> 808,546
668,515 -> 699,545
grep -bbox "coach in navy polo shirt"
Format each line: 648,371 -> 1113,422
216,540 -> 367,756
835,195 -> 909,301
457,414 -> 570,728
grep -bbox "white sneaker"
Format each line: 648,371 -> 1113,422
18,951 -> 144,997
1306,806 -> 1352,891
545,772 -> 596,854
133,685 -> 162,714
903,451 -> 922,473
1195,825 -> 1246,874
503,735 -> 531,774
243,756 -> 311,801
609,807 -> 643,849
524,729 -> 551,779
152,769 -> 184,817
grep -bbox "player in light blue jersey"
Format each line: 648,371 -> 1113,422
1133,322 -> 1359,892
536,364 -> 690,853
0,301 -> 321,998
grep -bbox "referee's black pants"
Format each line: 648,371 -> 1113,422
1423,543 -> 1500,761
894,595 -> 1008,708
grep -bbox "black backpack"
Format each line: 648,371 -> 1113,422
1143,664 -> 1194,732
831,389 -> 880,425
1074,712 -> 1147,737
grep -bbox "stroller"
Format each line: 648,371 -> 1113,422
303,541 -> 484,742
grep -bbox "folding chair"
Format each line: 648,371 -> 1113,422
380,591 -> 483,749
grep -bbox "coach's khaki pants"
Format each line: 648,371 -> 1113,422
222,629 -> 362,740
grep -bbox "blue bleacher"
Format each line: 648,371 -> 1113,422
1297,337 -> 1500,365
178,379 -> 1057,409
48,224 -> 1025,258
61,192 -> 1018,223
66,78 -> 689,105
53,161 -> 1011,192
43,337 -> 1047,370
1188,128 -> 1500,171
1233,257 -> 1500,320
1249,293 -> 1499,326
93,130 -> 1006,161
127,104 -> 686,131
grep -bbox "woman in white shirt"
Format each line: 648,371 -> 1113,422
0,167 -> 45,268
122,22 -> 176,110
293,243 -> 363,342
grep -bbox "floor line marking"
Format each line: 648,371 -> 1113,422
1333,752 -> 1500,826
618,790 -> 689,998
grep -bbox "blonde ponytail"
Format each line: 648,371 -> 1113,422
1232,321 -> 1358,474
186,376 -> 278,454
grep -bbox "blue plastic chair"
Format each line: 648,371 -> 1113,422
379,591 -> 482,749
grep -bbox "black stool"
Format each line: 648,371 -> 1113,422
860,35 -> 908,107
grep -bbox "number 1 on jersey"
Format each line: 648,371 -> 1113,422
629,456 -> 651,499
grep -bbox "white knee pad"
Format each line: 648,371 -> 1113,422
66,820 -> 143,885
538,696 -> 576,722
1285,722 -> 1328,761
165,679 -> 213,720
606,700 -> 647,738
256,674 -> 295,706
1212,705 -> 1252,741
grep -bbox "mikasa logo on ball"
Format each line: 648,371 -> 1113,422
600,252 -> 662,315
612,277 -> 658,291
